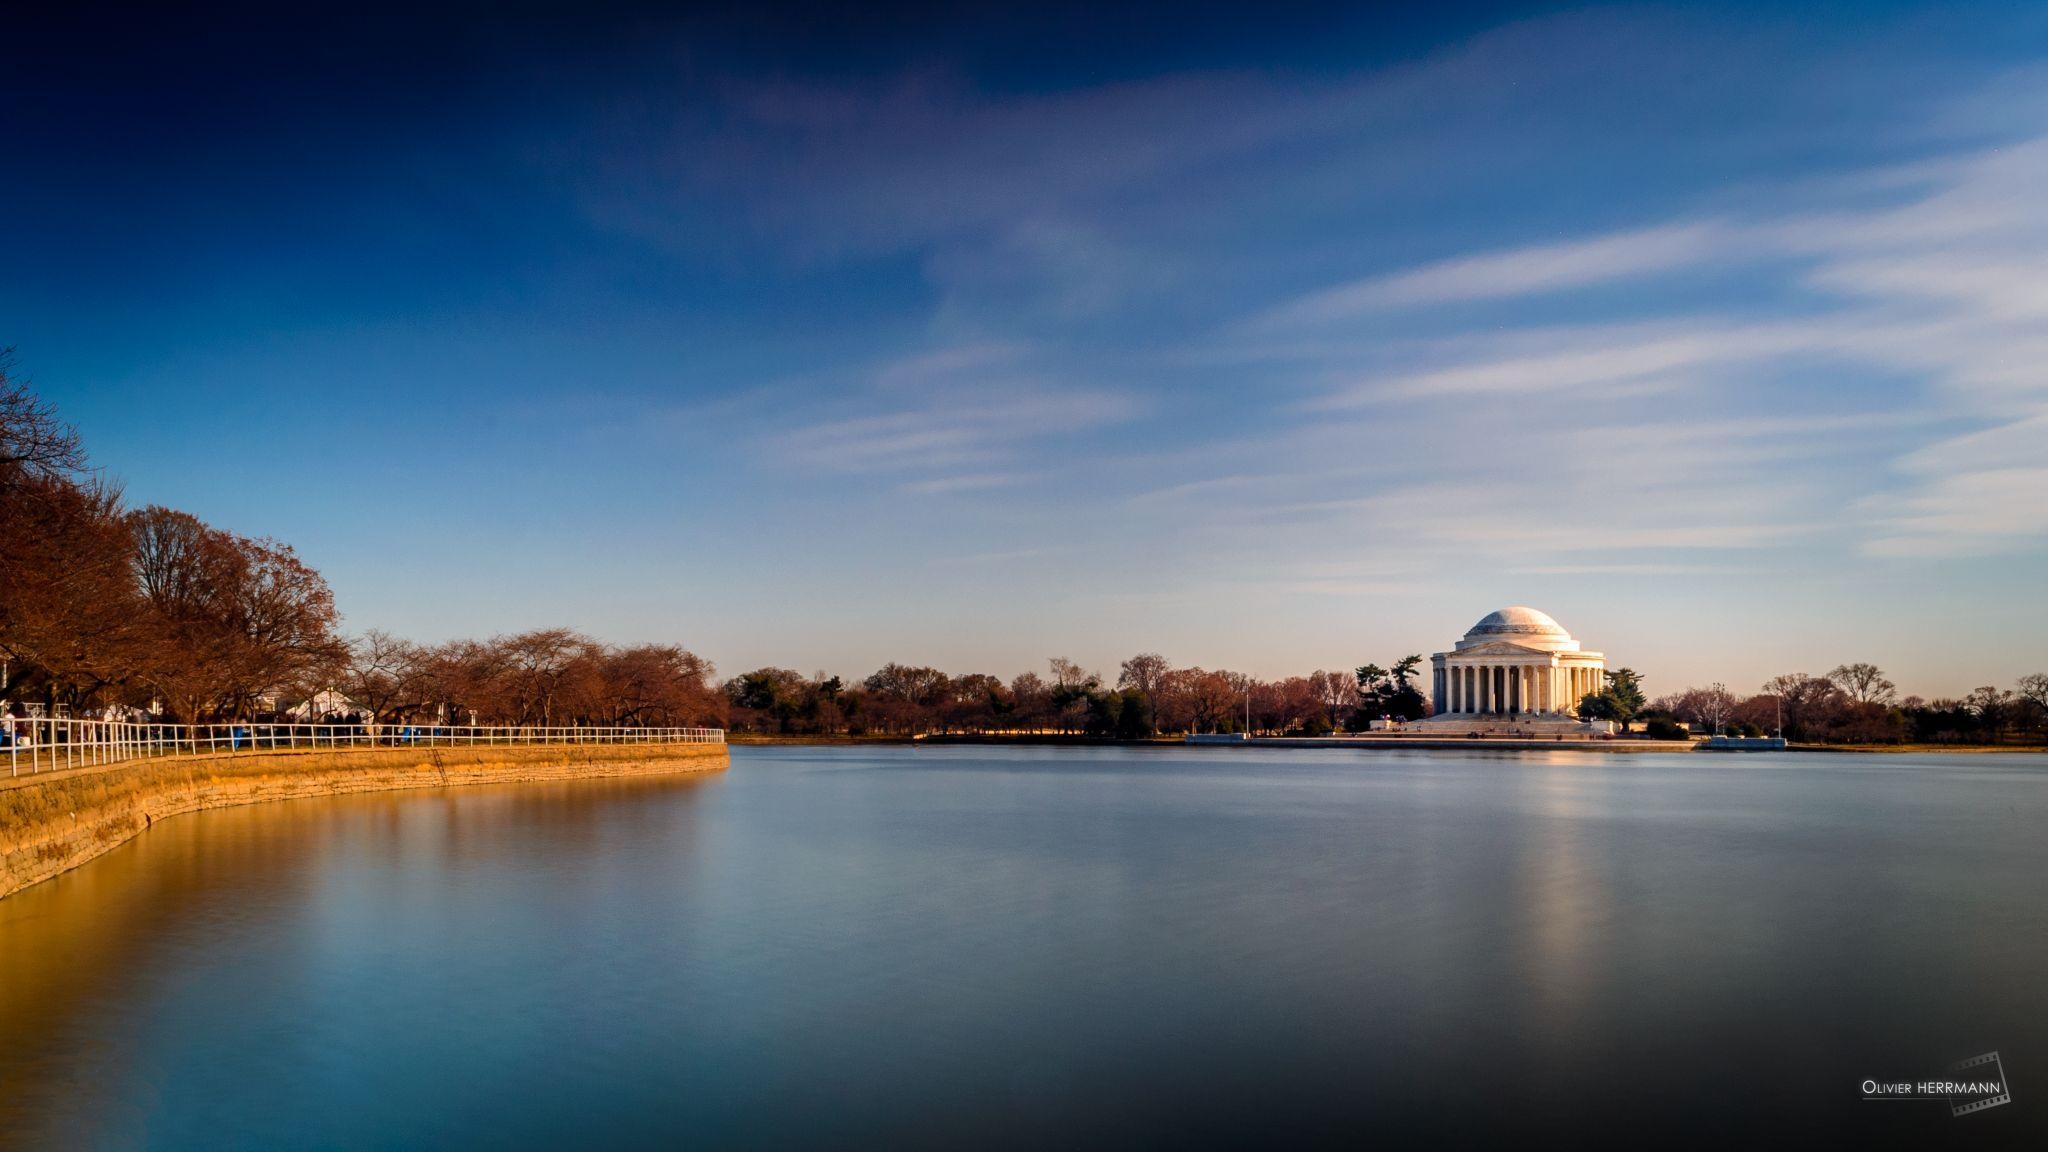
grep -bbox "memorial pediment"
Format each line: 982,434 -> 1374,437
1452,640 -> 1549,658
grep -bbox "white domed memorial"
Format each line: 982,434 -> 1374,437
1424,607 -> 1606,726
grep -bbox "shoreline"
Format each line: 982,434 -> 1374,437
0,743 -> 728,901
730,733 -> 2046,754
1787,742 -> 2048,754
1219,735 -> 1696,752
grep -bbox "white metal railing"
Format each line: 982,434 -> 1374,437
1,718 -> 725,777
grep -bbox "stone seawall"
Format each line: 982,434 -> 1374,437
1225,736 -> 1698,752
0,742 -> 728,900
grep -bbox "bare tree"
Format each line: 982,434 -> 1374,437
1827,663 -> 1896,705
2016,673 -> 2048,714
0,350 -> 85,487
1117,653 -> 1170,698
1008,672 -> 1050,732
0,474 -> 145,707
1967,686 -> 2016,743
500,628 -> 601,727
1760,673 -> 1843,740
129,505 -> 344,720
1159,668 -> 1241,734
1666,683 -> 1739,734
583,644 -> 720,726
1309,669 -> 1358,728
345,631 -> 430,722
1048,657 -> 1094,691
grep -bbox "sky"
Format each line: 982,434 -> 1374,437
6,1 -> 2047,699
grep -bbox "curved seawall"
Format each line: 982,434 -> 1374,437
0,742 -> 728,900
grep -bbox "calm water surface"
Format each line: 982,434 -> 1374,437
1,746 -> 2043,1148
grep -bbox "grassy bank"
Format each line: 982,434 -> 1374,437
0,742 -> 727,900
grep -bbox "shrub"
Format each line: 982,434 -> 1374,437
1643,717 -> 1690,741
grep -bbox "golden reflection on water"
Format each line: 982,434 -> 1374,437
0,775 -> 716,1145
1509,759 -> 1615,1101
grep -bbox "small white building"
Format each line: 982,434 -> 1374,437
286,688 -> 365,720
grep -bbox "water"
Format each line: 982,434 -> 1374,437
1,745 -> 2042,1147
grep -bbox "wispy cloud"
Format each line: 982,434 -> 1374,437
934,546 -> 1064,566
1862,468 -> 2048,557
895,471 -> 1030,496
1315,319 -> 1818,404
1268,127 -> 2048,558
774,385 -> 1137,473
1259,221 -> 1736,323
768,343 -> 1141,481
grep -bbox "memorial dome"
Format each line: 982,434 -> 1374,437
1453,606 -> 1580,653
1466,606 -> 1566,639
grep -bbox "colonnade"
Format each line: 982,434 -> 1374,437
1433,662 -> 1603,716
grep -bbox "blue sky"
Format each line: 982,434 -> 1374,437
7,3 -> 2047,697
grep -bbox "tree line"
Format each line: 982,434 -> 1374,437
0,352 -> 722,727
1643,664 -> 2048,745
729,655 -> 2048,746
723,653 -> 1434,737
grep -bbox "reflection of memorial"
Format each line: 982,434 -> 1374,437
1422,608 -> 1611,734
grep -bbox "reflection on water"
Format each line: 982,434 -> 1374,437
0,748 -> 2042,1146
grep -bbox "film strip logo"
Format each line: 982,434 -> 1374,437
1951,1052 -> 2010,1118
